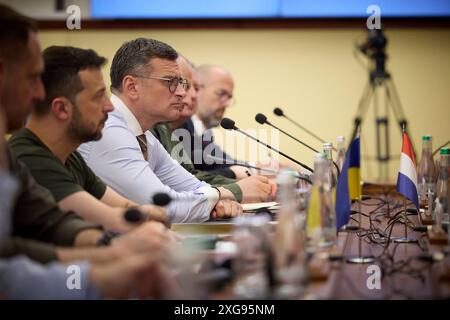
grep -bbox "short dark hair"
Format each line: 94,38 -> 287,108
0,4 -> 37,64
110,38 -> 178,92
34,46 -> 107,116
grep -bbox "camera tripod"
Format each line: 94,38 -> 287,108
349,67 -> 414,182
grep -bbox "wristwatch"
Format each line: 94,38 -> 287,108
96,230 -> 121,246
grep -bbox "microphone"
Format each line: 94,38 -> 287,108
124,208 -> 145,223
256,113 -> 319,153
273,107 -> 337,152
206,154 -> 313,184
205,154 -> 278,175
433,140 -> 450,157
220,117 -> 314,173
152,192 -> 172,206
124,192 -> 173,226
256,113 -> 340,177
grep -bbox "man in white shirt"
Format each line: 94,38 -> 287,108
79,38 -> 242,223
0,6 -> 178,299
9,45 -> 168,233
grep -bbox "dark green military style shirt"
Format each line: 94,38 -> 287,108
9,128 -> 107,202
0,144 -> 101,263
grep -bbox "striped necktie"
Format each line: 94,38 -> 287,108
136,134 -> 148,161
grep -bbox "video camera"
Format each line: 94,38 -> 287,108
358,28 -> 389,79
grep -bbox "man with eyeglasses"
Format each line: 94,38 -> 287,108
8,46 -> 168,233
153,55 -> 276,203
181,65 -> 254,180
0,5 -> 181,299
79,38 -> 243,222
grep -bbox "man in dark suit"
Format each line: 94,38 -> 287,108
182,65 -> 253,179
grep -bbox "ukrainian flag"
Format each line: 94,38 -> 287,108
335,138 -> 361,230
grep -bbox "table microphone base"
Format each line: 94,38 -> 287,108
393,237 -> 418,244
346,256 -> 375,264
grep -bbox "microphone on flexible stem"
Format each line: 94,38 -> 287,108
124,208 -> 146,223
124,192 -> 172,226
205,154 -> 278,175
152,192 -> 172,206
206,154 -> 313,184
433,140 -> 450,157
220,117 -> 314,173
256,113 -> 340,177
273,107 -> 337,152
256,113 -> 318,153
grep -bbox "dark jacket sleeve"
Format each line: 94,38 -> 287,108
0,237 -> 58,263
182,119 -> 237,176
8,150 -> 101,249
207,167 -> 236,179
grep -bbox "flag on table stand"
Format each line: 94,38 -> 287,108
396,132 -> 419,210
335,137 -> 361,230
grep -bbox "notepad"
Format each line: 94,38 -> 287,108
241,202 -> 279,212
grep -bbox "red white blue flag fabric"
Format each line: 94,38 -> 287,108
397,132 -> 419,210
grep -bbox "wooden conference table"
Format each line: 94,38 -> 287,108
172,183 -> 450,300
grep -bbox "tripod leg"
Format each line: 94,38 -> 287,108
384,79 -> 403,134
372,81 -> 390,182
349,80 -> 373,146
384,78 -> 417,157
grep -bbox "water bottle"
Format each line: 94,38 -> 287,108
434,147 -> 449,224
232,214 -> 272,299
273,169 -> 308,299
336,136 -> 346,171
323,142 -> 338,188
417,135 -> 437,209
309,153 -> 337,247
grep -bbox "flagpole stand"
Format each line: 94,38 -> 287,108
340,205 -> 362,232
393,198 -> 418,244
346,200 -> 375,264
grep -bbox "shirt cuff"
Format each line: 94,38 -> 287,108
197,186 -> 220,212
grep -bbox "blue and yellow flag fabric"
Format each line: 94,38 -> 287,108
335,138 -> 361,230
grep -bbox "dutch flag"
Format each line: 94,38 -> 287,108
397,132 -> 419,210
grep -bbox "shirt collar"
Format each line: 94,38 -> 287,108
191,114 -> 207,137
110,94 -> 144,136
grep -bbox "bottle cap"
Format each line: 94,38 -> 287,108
336,136 -> 345,143
422,135 -> 432,141
440,147 -> 450,155
276,169 -> 296,185
323,142 -> 333,150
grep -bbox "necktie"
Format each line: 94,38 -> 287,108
136,134 -> 148,161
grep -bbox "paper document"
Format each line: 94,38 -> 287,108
241,202 -> 279,212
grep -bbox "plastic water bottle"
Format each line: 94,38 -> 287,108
232,214 -> 272,299
323,142 -> 338,188
273,169 -> 307,299
417,135 -> 437,209
336,136 -> 346,171
307,153 -> 337,248
435,148 -> 449,224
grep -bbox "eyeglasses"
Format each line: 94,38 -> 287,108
214,89 -> 235,106
138,76 -> 189,93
